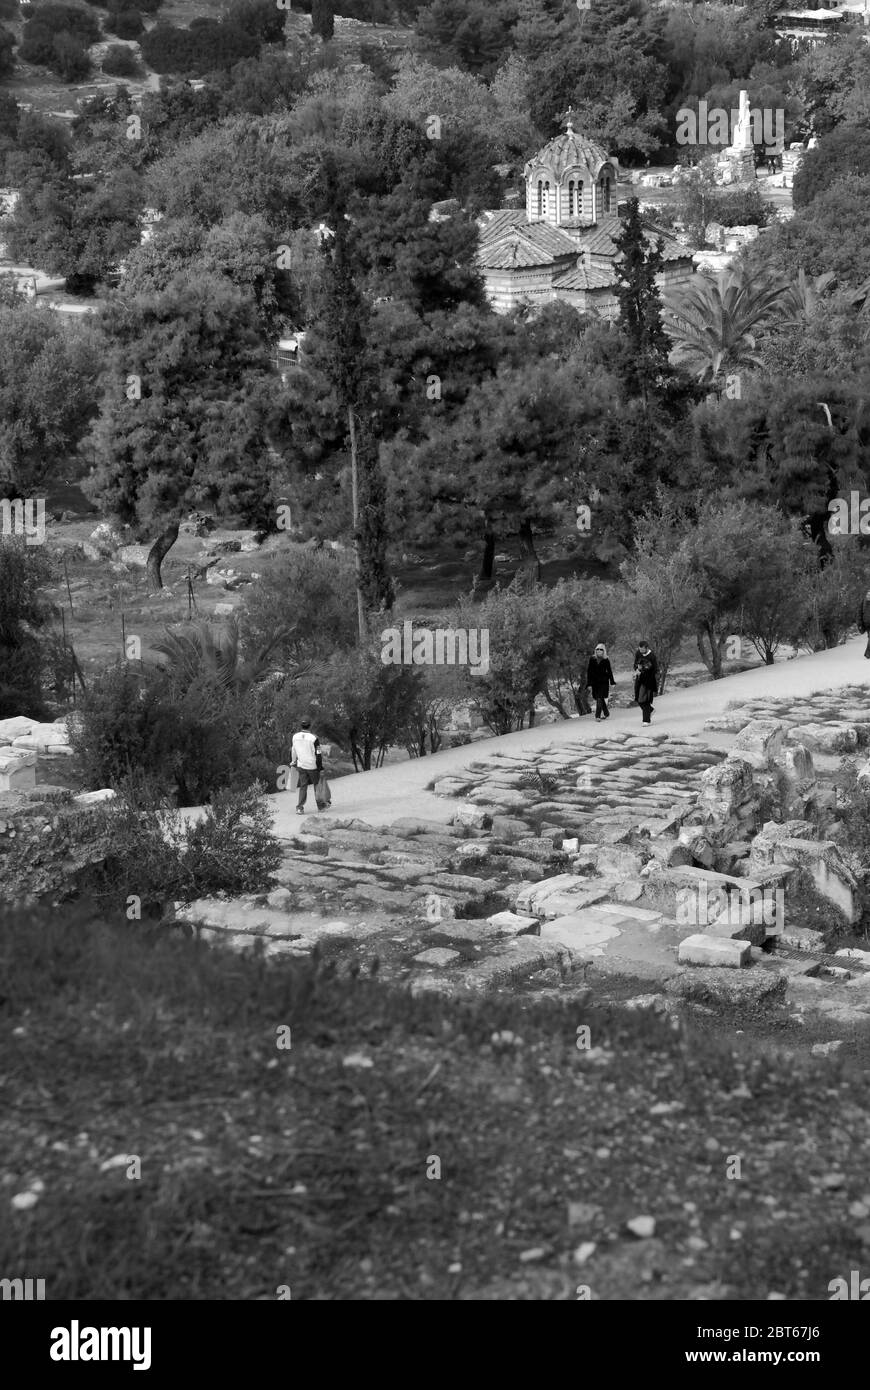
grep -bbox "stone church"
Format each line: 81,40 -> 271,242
477,116 -> 695,317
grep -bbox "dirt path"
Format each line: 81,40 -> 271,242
268,638 -> 870,835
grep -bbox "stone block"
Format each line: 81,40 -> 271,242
0,716 -> 38,744
732,719 -> 784,762
451,842 -> 490,864
457,938 -> 570,991
787,722 -> 858,754
516,874 -> 613,920
779,926 -> 827,953
677,934 -> 750,967
0,749 -> 36,791
433,776 -> 476,797
540,909 -> 629,953
595,844 -> 644,877
453,804 -> 492,830
73,789 -> 115,805
414,947 -> 461,967
768,838 -> 857,922
486,911 -> 540,937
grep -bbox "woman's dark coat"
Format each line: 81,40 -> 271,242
586,656 -> 615,699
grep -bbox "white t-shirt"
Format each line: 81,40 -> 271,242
292,730 -> 320,770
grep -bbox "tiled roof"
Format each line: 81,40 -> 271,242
552,263 -> 614,291
478,221 -> 578,270
579,214 -> 692,264
523,129 -> 612,180
480,236 -> 553,269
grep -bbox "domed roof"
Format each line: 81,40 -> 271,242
523,118 -> 613,180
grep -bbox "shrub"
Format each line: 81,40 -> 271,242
238,546 -> 357,670
798,540 -> 869,651
1,782 -> 281,908
141,19 -> 258,75
101,41 -> 140,76
70,661 -> 268,806
454,585 -> 553,735
51,32 -> 92,81
27,3 -> 101,44
105,9 -> 144,39
0,25 -> 15,81
299,645 -> 423,770
19,21 -> 57,66
0,538 -> 54,718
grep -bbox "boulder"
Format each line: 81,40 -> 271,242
677,935 -> 750,968
731,719 -> 784,762
786,722 -> 858,754
433,776 -> 475,797
750,835 -> 857,922
486,911 -> 540,937
516,873 -> 614,920
0,749 -> 36,792
676,827 -> 716,868
88,522 -> 124,557
73,789 -> 115,805
453,804 -> 491,830
696,759 -> 754,817
0,716 -> 38,744
117,544 -> 149,568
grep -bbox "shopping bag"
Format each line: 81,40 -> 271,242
317,774 -> 331,808
288,765 -> 299,791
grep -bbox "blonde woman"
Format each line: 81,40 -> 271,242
586,643 -> 616,721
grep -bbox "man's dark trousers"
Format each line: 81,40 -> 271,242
297,767 -> 320,811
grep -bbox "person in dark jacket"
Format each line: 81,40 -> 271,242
586,643 -> 616,720
858,588 -> 870,658
633,641 -> 659,724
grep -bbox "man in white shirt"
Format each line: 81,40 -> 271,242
291,719 -> 323,814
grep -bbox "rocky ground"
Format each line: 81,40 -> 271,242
174,688 -> 870,1053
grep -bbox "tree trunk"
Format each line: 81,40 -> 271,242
517,518 -> 542,582
347,406 -> 366,643
479,529 -> 495,581
146,520 -> 180,592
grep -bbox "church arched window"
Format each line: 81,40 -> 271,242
568,181 -> 575,216
537,180 -> 543,216
544,180 -> 550,215
600,176 -> 611,213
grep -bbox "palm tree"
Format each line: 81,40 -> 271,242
662,266 -> 789,388
148,617 -> 292,697
781,268 -> 836,324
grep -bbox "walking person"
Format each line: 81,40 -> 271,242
858,586 -> 870,658
633,640 -> 659,724
586,643 -> 616,721
291,718 -> 324,814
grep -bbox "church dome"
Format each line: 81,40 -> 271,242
523,117 -> 613,181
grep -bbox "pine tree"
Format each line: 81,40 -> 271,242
311,0 -> 334,42
613,198 -> 671,409
316,208 -> 393,634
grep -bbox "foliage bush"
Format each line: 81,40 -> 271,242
141,20 -> 259,75
1,782 -> 281,909
105,9 -> 144,40
798,541 -> 869,652
0,538 -> 54,718
69,660 -> 270,806
294,645 -> 423,770
26,3 -> 101,45
51,31 -> 92,81
238,545 -> 357,672
0,25 -> 15,81
101,41 -> 140,77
